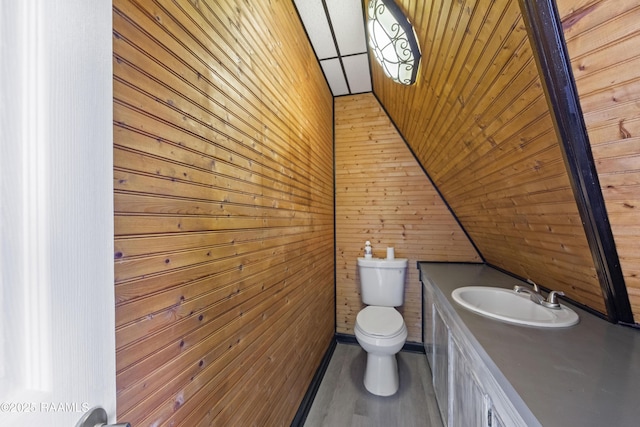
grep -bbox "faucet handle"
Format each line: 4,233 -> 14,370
526,279 -> 540,293
541,290 -> 565,309
547,290 -> 565,304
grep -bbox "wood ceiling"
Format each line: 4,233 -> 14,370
365,0 -> 640,323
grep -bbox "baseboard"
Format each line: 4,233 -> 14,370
290,336 -> 337,427
334,332 -> 358,345
403,340 -> 426,354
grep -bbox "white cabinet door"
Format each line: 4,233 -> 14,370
0,1 -> 116,426
450,337 -> 488,427
432,305 -> 450,425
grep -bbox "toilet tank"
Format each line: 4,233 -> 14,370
357,257 -> 408,306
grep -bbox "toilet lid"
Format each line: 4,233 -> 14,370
356,306 -> 405,337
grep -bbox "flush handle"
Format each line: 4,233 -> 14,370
75,406 -> 130,427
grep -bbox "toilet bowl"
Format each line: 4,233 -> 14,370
355,305 -> 408,396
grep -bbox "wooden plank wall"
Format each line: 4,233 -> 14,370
335,94 -> 481,342
369,0 -> 608,315
113,0 -> 334,425
557,0 -> 640,321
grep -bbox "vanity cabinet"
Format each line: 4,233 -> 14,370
431,305 -> 449,424
419,262 -> 640,427
429,301 -> 489,427
423,276 -> 527,427
450,336 -> 487,426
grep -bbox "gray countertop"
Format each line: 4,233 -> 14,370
419,262 -> 640,427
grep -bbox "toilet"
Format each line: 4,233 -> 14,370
354,257 -> 408,396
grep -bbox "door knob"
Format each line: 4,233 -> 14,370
75,406 -> 130,427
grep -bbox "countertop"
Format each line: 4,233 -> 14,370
419,262 -> 640,427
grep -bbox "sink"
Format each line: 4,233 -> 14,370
451,286 -> 579,328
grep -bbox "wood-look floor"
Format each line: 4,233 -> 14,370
304,343 -> 444,427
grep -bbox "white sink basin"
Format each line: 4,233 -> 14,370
451,286 -> 579,328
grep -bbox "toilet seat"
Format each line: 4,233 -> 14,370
355,306 -> 405,339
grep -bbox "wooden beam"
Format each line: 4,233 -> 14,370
518,0 -> 633,323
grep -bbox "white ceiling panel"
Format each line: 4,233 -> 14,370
325,0 -> 367,56
343,54 -> 372,94
320,58 -> 349,96
295,0 -> 372,96
294,0 -> 337,59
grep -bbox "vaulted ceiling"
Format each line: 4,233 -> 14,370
294,0 -> 640,325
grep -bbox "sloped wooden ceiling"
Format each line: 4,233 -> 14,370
370,0 -> 609,314
556,0 -> 640,321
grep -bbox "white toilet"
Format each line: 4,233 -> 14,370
354,257 -> 408,396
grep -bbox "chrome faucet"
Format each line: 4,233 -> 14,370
513,279 -> 565,309
513,279 -> 544,304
